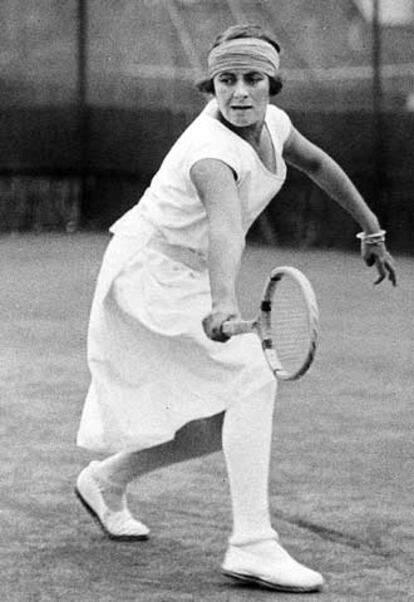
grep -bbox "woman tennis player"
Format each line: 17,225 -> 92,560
75,24 -> 396,593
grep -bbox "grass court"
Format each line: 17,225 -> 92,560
1,233 -> 413,601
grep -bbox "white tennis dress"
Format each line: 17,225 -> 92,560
77,100 -> 292,453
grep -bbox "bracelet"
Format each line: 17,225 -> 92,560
356,229 -> 386,244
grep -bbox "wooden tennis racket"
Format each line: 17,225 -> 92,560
222,266 -> 319,381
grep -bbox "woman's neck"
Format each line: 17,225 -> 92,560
216,111 -> 264,149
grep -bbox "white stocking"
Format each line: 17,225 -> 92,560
222,380 -> 278,546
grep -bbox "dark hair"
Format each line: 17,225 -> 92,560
196,24 -> 283,97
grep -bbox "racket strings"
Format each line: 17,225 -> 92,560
269,279 -> 311,373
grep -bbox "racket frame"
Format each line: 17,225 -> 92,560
221,266 -> 319,381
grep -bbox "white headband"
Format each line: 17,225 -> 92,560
207,38 -> 280,79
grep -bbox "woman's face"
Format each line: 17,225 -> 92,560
213,69 -> 270,128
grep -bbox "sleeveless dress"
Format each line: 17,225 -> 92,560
76,100 -> 292,453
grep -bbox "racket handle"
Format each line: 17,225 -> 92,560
221,319 -> 256,337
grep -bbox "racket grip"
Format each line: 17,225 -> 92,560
221,319 -> 256,337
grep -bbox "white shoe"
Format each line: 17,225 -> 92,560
75,461 -> 150,541
222,539 -> 325,593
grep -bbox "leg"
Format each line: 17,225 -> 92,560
77,412 -> 224,514
222,381 -> 277,545
76,412 -> 224,539
220,381 -> 324,593
97,411 -> 224,495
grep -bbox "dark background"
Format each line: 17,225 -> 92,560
1,0 -> 413,250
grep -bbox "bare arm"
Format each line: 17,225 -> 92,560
190,158 -> 245,340
283,127 -> 396,286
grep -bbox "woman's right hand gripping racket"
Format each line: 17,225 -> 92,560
222,266 -> 319,381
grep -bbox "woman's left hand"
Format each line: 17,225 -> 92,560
361,241 -> 397,286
